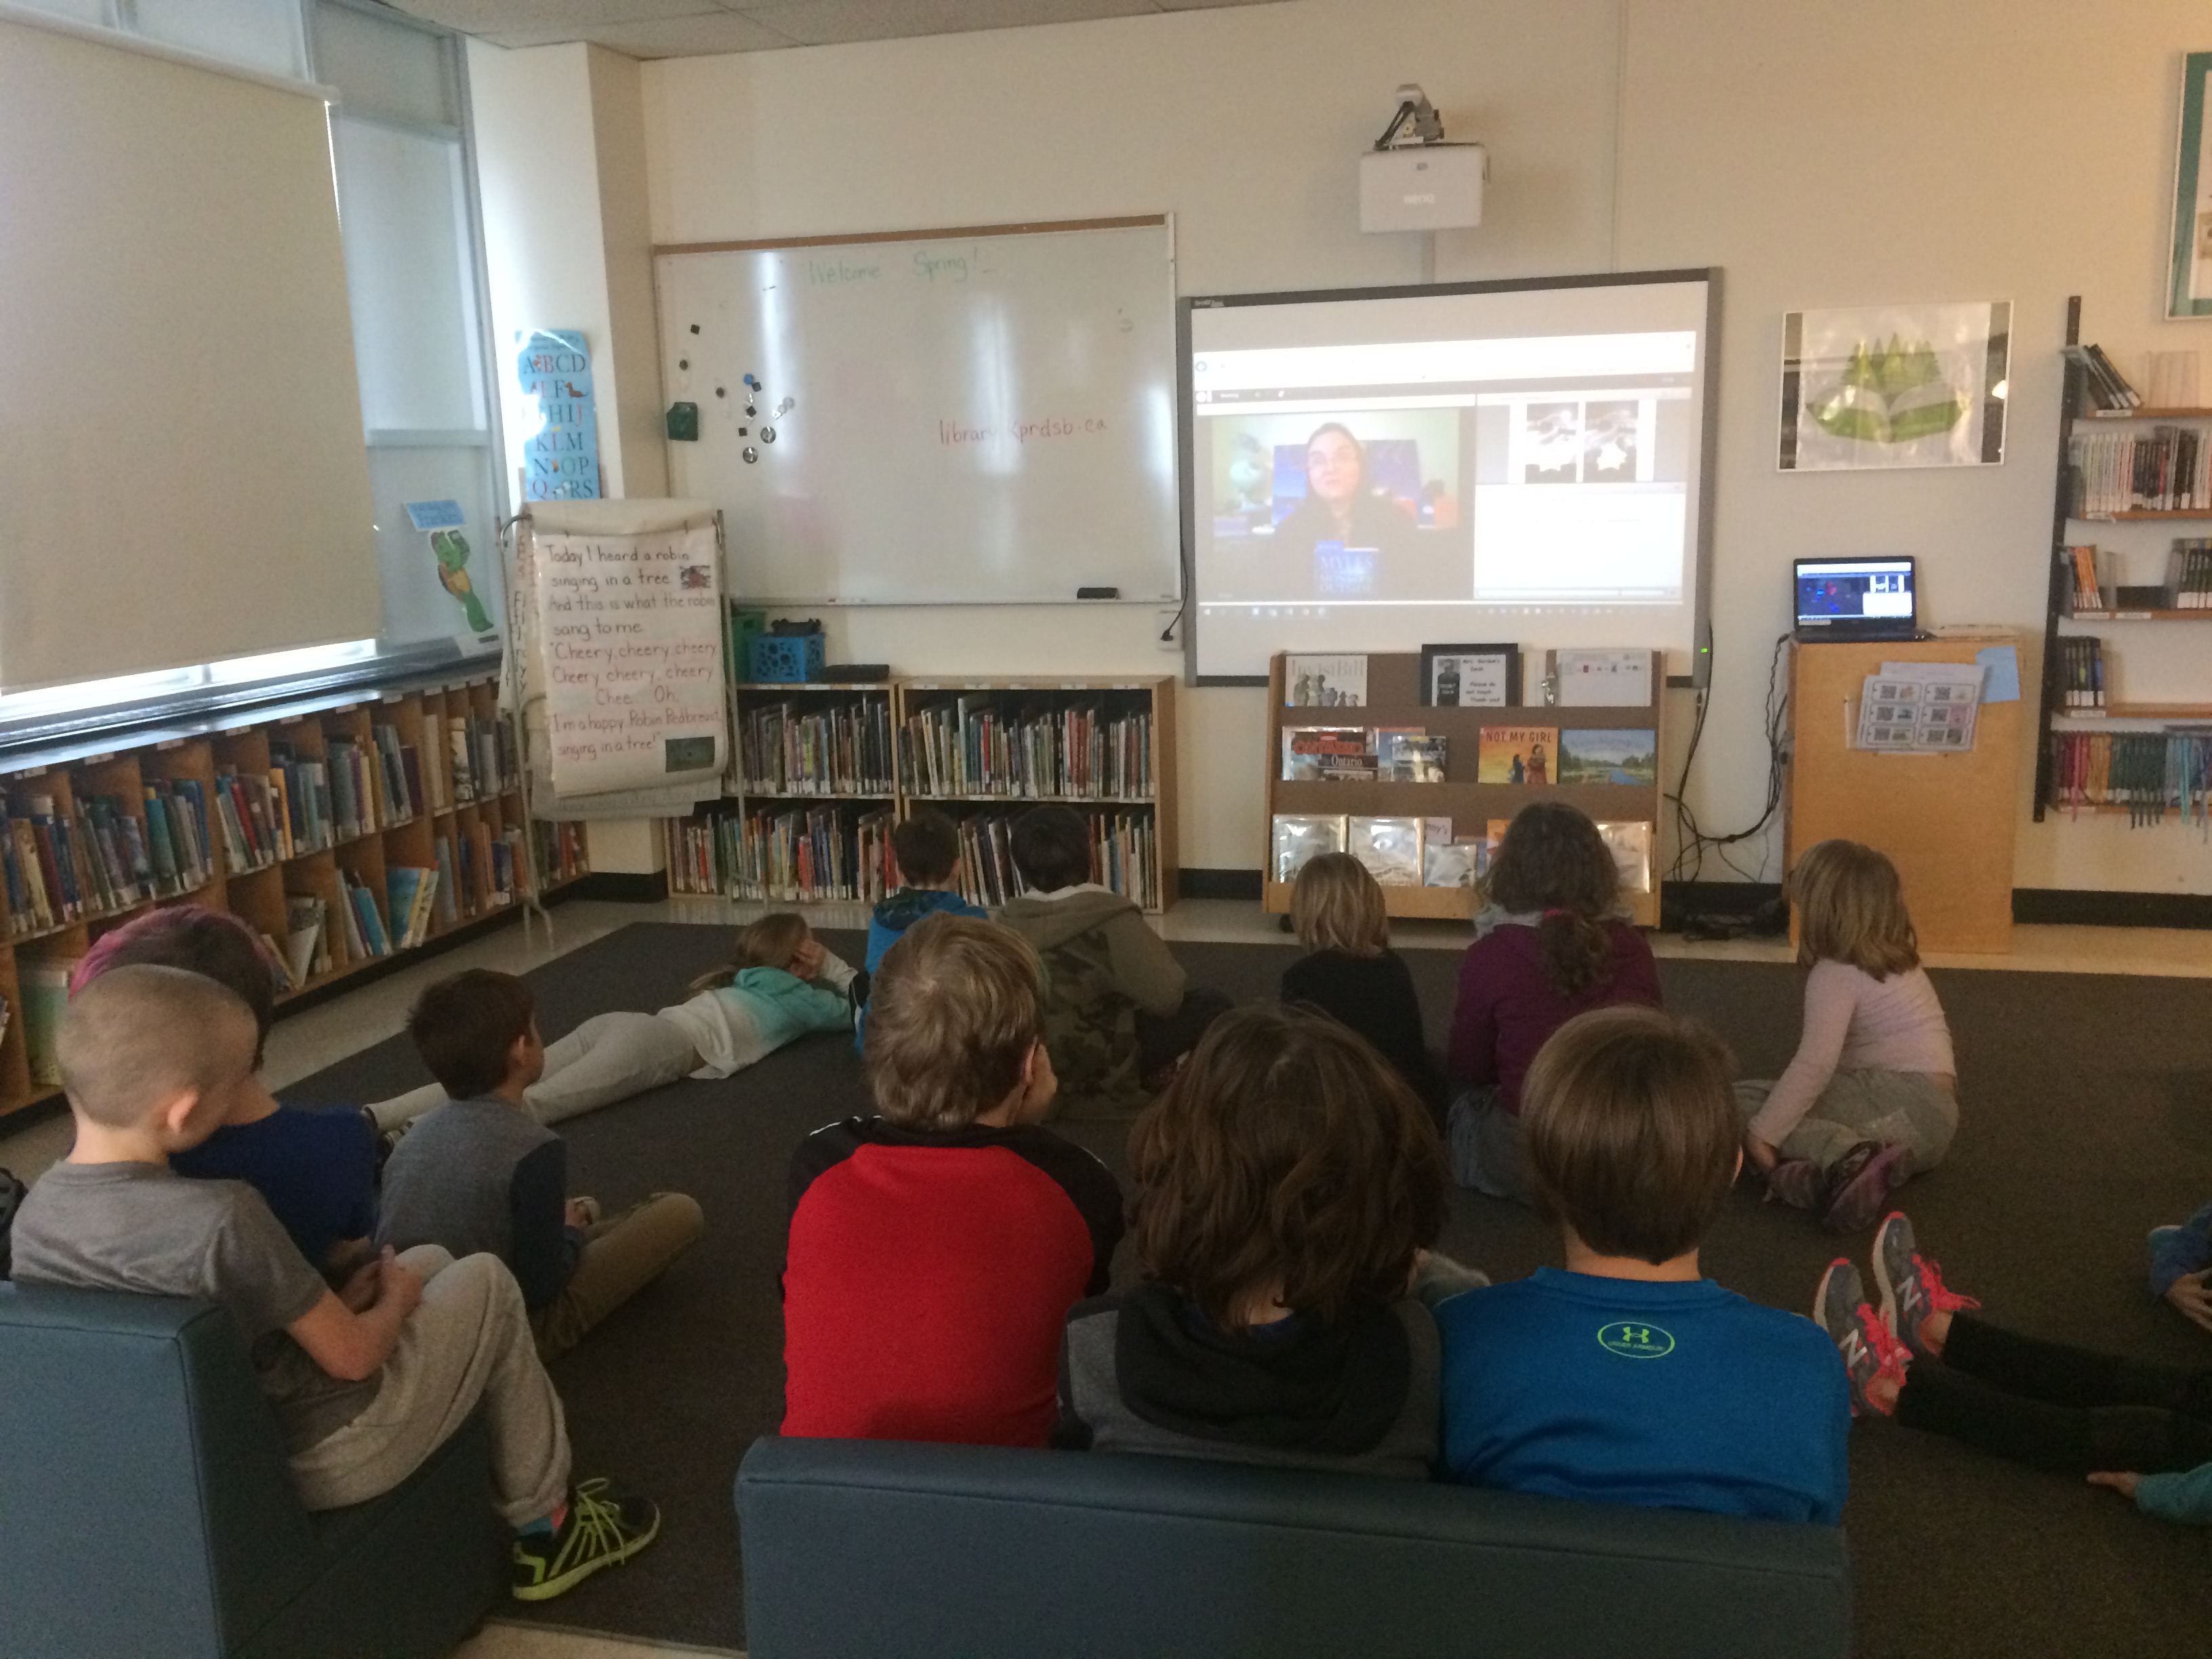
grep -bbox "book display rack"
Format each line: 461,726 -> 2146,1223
663,676 -> 1177,914
1263,651 -> 1662,927
2036,298 -> 2212,824
0,672 -> 588,1119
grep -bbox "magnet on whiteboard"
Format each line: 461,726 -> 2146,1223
743,446 -> 759,464
760,426 -> 776,443
777,397 -> 795,416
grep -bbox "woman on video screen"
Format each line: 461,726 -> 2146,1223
1271,423 -> 1422,567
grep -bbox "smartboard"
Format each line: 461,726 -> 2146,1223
655,218 -> 1179,606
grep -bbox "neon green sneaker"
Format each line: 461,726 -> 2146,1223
511,1479 -> 661,1601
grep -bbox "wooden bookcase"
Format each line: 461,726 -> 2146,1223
1263,652 -> 1661,927
0,672 -> 588,1120
2034,298 -> 2212,820
663,675 -> 1177,914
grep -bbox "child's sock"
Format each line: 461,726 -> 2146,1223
518,1498 -> 571,1537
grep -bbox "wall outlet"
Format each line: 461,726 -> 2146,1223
1155,609 -> 1181,650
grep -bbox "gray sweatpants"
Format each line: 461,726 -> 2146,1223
1734,1068 -> 1959,1174
289,1246 -> 571,1528
1446,1085 -> 1532,1205
368,1010 -> 701,1131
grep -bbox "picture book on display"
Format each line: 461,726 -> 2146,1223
1557,729 -> 1659,786
1374,729 -> 1446,782
1272,814 -> 1347,882
1284,655 -> 1367,708
1419,815 -> 1488,887
1477,726 -> 1557,785
1347,816 -> 1421,886
1596,821 -> 1654,894
1282,727 -> 1376,782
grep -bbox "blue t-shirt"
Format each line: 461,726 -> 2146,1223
1435,1268 -> 1849,1525
171,1105 -> 378,1271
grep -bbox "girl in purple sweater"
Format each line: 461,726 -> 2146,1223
1444,803 -> 1661,1202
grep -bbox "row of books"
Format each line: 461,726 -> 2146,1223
1282,649 -> 1654,710
2053,637 -> 2107,711
534,821 -> 590,887
439,709 -> 520,806
898,697 -> 1155,800
1273,813 -> 1654,895
1281,724 -> 1658,788
2070,426 -> 2211,516
954,808 -> 1160,912
2046,731 -> 2212,825
2167,541 -> 2212,608
667,805 -> 899,905
739,699 -> 897,796
2062,342 -> 2144,412
2,794 -> 169,933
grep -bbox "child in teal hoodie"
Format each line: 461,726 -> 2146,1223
366,913 -> 857,1130
856,811 -> 989,1051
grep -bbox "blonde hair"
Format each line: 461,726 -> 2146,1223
863,914 -> 1045,1131
1522,1005 -> 1739,1265
59,964 -> 258,1129
1290,853 -> 1389,958
1789,839 -> 1918,979
689,913 -> 811,994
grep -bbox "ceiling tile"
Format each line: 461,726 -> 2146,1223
567,10 -> 798,54
733,0 -> 1151,49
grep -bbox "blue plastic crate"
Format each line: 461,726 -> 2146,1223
748,631 -> 825,683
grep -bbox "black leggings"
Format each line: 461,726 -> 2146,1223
1894,1313 -> 2212,1475
1134,987 -> 1233,1080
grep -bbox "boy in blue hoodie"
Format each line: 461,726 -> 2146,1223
857,811 -> 988,1050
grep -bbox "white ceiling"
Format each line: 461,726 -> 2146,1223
384,0 -> 1290,58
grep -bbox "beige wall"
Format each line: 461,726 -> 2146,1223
483,0 -> 2212,895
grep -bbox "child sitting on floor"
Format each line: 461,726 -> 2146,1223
377,969 -> 705,1360
998,804 -> 1229,1117
855,808 -> 987,1050
2148,1203 -> 2212,1333
1437,1005 -> 1850,1523
1738,838 -> 1959,1233
1816,1211 -> 2212,1526
1444,801 -> 1661,1201
366,914 -> 858,1132
1057,1004 -> 1483,1477
71,904 -> 377,1279
1279,853 -> 1440,1114
783,913 -> 1124,1448
8,966 -> 660,1600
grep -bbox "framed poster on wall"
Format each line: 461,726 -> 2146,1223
2171,52 -> 2212,320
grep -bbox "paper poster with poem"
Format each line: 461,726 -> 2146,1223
535,520 -> 726,796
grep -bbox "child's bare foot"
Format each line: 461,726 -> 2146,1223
1872,1210 -> 1978,1359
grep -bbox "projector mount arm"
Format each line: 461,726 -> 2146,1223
1374,84 -> 1445,150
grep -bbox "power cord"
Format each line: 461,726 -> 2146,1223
1665,628 -> 1791,888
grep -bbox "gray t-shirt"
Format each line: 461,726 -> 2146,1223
10,1160 -> 379,1452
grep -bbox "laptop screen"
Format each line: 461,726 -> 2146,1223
1795,558 -> 1916,631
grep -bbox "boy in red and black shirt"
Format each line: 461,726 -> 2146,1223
783,914 -> 1124,1448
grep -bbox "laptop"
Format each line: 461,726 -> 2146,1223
1793,556 -> 1922,642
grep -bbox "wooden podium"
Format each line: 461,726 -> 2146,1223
1785,635 -> 2022,955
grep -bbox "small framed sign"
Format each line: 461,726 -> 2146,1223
1420,642 -> 1519,708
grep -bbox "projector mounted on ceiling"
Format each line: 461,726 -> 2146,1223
1359,83 -> 1487,234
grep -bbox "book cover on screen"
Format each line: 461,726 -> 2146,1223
1477,726 -> 1558,785
1347,817 -> 1422,886
1284,656 -> 1368,708
1282,727 -> 1376,782
1272,815 -> 1347,882
1557,729 -> 1658,787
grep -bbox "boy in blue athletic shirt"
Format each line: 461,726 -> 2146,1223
1436,1005 -> 1850,1524
855,810 -> 987,1050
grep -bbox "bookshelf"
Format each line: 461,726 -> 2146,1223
663,675 -> 1177,915
1262,652 -> 1662,928
0,672 -> 590,1120
2034,297 -> 2212,822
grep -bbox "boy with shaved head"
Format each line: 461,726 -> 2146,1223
9,965 -> 660,1603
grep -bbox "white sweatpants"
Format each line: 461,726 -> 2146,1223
366,1011 -> 701,1131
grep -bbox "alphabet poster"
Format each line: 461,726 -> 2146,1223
516,328 -> 602,501
533,519 -> 726,796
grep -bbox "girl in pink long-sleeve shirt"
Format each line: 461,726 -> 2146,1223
1738,840 -> 1957,1233
1444,803 -> 1662,1201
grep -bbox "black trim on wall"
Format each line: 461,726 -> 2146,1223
1179,867 -> 1264,901
567,870 -> 672,904
2012,889 -> 2212,930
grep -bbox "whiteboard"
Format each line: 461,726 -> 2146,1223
655,219 -> 1180,605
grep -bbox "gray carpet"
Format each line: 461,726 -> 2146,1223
283,922 -> 2212,1656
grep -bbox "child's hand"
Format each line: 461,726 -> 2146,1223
2088,1471 -> 2141,1500
1743,1133 -> 1780,1176
2165,1269 -> 2212,1334
337,1252 -> 383,1313
565,1196 -> 600,1229
792,939 -> 827,979
374,1250 -> 425,1319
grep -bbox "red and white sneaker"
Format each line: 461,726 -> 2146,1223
1814,1257 -> 1910,1418
1871,1210 -> 1980,1360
